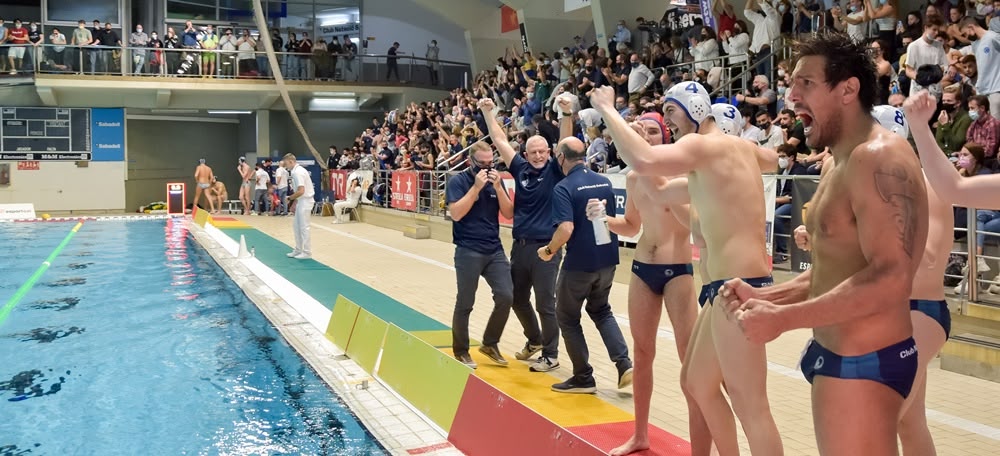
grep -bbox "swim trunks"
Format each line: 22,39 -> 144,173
631,261 -> 693,294
198,182 -> 211,189
799,337 -> 918,399
909,299 -> 951,339
702,276 -> 774,307
698,284 -> 713,307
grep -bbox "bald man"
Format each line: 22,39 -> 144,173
478,95 -> 574,372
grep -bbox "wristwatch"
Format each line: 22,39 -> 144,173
544,246 -> 553,256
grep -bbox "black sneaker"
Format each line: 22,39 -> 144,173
455,353 -> 477,369
551,376 -> 597,394
618,366 -> 634,389
478,345 -> 509,366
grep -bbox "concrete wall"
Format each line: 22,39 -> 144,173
0,162 -> 126,213
466,8 -> 523,73
361,0 -> 468,63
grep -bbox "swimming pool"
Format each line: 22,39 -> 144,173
0,218 -> 386,455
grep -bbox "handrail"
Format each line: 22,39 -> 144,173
651,53 -> 749,75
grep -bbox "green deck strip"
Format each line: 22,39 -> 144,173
220,227 -> 447,331
378,324 -> 471,432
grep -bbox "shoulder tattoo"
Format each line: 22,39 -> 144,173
873,164 -> 919,258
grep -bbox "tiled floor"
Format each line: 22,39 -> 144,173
239,214 -> 1000,455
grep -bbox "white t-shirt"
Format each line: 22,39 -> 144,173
846,11 -> 867,43
974,30 -> 1000,96
254,169 -> 268,190
291,165 -> 315,200
275,166 -> 289,188
906,38 -> 948,97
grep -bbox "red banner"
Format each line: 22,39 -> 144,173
329,169 -> 350,200
501,5 -> 519,34
391,171 -> 418,211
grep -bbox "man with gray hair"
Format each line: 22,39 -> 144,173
283,153 -> 315,259
737,74 -> 778,119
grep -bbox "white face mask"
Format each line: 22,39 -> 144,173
778,69 -> 786,77
137,28 -> 142,33
778,157 -> 789,168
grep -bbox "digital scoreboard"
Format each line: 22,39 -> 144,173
0,107 -> 92,160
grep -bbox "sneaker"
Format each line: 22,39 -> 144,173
293,253 -> 312,260
529,356 -> 560,372
455,354 -> 477,369
618,366 -> 634,389
286,251 -> 301,257
978,258 -> 991,274
477,345 -> 508,366
514,342 -> 543,361
990,278 -> 1000,295
551,376 -> 597,394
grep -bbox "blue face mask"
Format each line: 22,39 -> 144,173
970,110 -> 981,121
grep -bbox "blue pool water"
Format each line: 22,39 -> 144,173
0,219 -> 386,455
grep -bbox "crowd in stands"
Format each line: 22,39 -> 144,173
326,0 -> 1000,293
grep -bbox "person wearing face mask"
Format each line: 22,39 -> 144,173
904,16 -> 948,97
425,39 -> 440,85
199,25 -> 217,77
326,36 -> 341,80
864,0 -> 899,59
147,31 -> 162,75
25,22 -> 41,71
744,0 -> 781,77
69,20 -> 92,74
445,142 -> 515,369
960,16 -> 1000,119
6,19 -> 27,74
626,53 -> 654,105
721,20 -> 750,89
934,85 -> 972,155
610,20 -> 632,59
129,24 -> 148,74
965,94 -> 1000,162
772,144 -> 809,262
836,0 -> 868,42
47,27 -> 67,68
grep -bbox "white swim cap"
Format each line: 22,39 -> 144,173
710,103 -> 743,137
871,105 -> 909,139
663,81 -> 712,128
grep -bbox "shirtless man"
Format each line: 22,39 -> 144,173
237,156 -> 253,216
590,83 -> 783,456
721,34 -> 929,455
593,111 -> 705,456
793,102 -> 953,454
208,177 -> 228,214
194,159 -> 214,211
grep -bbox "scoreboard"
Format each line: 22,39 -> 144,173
0,108 -> 93,160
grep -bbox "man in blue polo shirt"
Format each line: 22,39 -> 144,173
446,141 -> 515,369
538,137 -> 633,394
477,95 -> 575,373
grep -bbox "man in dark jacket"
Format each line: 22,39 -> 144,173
773,144 -> 809,261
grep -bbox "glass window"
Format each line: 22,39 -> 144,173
47,0 -> 118,23
166,0 -> 217,21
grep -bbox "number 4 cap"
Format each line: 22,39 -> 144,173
664,81 -> 712,128
871,105 -> 909,140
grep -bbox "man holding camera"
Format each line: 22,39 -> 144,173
446,142 -> 514,369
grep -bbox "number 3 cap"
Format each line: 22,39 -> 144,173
664,81 -> 712,128
710,103 -> 743,137
871,105 -> 909,139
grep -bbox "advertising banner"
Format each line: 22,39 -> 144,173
391,170 -> 418,211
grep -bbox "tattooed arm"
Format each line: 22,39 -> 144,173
768,141 -> 929,330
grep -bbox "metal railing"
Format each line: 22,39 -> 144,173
6,43 -> 472,87
652,53 -> 750,100
770,174 -> 999,306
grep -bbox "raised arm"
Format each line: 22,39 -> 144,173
478,98 -> 516,166
494,172 -> 513,219
589,86 -> 699,176
905,91 -> 1000,210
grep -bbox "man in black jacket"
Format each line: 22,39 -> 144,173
773,144 -> 809,261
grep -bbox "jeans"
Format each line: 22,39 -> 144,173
774,203 -> 793,253
977,210 -> 1000,247
276,188 -> 288,215
256,56 -> 269,77
133,50 -> 145,74
556,266 -> 631,380
510,239 -> 561,358
452,246 -> 514,356
253,188 -> 271,213
292,198 -> 314,255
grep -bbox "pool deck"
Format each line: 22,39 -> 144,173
204,212 -> 1000,456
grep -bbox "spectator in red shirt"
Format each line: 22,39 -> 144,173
6,19 -> 28,74
966,95 -> 1000,165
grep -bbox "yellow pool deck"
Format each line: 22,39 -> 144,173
229,214 -> 1000,455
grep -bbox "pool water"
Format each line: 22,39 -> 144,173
0,219 -> 386,455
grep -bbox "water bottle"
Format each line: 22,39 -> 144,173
251,247 -> 256,257
592,201 -> 611,246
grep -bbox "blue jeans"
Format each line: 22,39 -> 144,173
774,203 -> 793,253
276,188 -> 288,214
256,56 -> 269,77
556,266 -> 631,381
976,210 -> 1000,247
510,239 -> 561,358
452,247 -> 514,356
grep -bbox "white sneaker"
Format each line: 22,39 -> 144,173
293,252 -> 312,259
990,274 -> 1000,294
529,356 -> 559,372
978,258 -> 991,274
286,251 -> 301,257
954,279 -> 967,296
